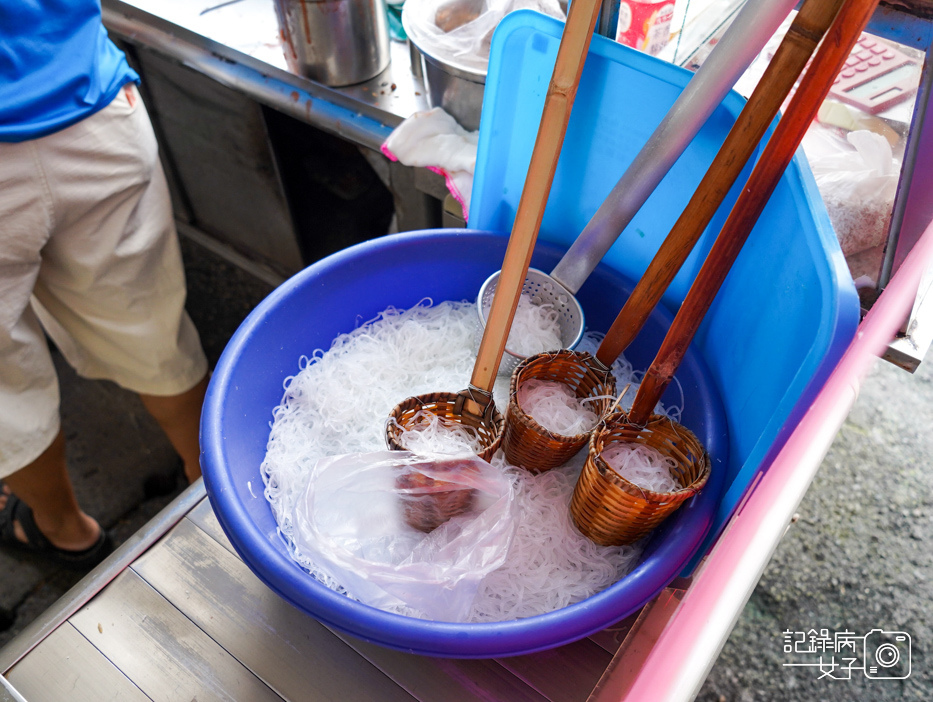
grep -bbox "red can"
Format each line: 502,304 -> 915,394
615,0 -> 676,56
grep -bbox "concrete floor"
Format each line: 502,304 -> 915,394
2,234 -> 931,700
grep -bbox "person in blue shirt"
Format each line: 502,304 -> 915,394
0,1 -> 209,568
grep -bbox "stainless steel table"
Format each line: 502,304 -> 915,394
0,481 -> 647,701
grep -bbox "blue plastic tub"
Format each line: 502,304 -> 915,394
202,231 -> 727,658
202,11 -> 859,659
470,11 -> 860,541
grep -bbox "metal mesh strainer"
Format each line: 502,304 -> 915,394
477,268 -> 585,375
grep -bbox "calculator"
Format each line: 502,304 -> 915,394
829,33 -> 920,114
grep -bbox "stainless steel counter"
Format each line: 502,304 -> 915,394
0,482 -> 644,701
103,0 -> 430,150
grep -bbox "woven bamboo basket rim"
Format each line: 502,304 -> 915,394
385,390 -> 504,459
588,411 -> 711,504
507,349 -> 616,443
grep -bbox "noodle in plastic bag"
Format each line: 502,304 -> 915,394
291,450 -> 515,622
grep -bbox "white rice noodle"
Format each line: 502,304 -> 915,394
470,460 -> 643,622
505,293 -> 563,357
574,332 -> 685,422
517,379 -> 600,436
391,409 -> 483,456
262,300 -> 669,622
600,443 -> 681,493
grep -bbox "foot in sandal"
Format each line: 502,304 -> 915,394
0,483 -> 113,570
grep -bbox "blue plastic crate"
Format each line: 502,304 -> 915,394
470,10 -> 859,541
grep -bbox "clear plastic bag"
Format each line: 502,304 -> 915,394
803,126 -> 899,256
291,450 -> 515,621
403,0 -> 565,72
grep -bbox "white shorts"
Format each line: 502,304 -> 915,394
0,83 -> 208,478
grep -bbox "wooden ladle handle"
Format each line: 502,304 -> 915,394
627,0 -> 881,425
594,0 -> 846,368
466,0 -> 603,414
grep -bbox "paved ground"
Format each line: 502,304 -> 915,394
698,354 -> 933,701
2,235 -> 931,701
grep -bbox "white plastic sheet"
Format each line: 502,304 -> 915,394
292,450 -> 515,621
404,0 -> 564,72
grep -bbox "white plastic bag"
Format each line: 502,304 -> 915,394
404,0 -> 565,72
804,127 -> 899,256
291,450 -> 515,621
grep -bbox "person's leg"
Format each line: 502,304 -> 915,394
139,373 -> 208,483
30,84 -> 209,486
1,429 -> 100,551
0,137 -> 101,555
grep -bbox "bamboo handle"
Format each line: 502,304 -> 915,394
627,0 -> 881,426
466,0 -> 603,413
594,0 -> 845,368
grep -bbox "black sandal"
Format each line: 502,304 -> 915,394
0,487 -> 114,570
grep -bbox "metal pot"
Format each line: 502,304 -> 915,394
274,0 -> 391,87
402,2 -> 487,131
408,40 -> 486,131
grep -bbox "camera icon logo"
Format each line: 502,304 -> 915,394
863,629 -> 911,679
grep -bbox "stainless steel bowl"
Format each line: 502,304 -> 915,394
403,14 -> 486,130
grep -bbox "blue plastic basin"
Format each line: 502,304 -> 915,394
202,231 -> 727,658
202,10 -> 860,659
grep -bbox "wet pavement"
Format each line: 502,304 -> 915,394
2,234 -> 931,700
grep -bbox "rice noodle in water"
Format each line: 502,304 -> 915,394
390,409 -> 483,456
505,293 -> 562,357
262,299 -> 680,622
517,379 -> 603,435
471,456 -> 642,621
601,443 -> 682,493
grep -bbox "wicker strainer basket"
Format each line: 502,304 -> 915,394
502,350 -> 616,473
570,412 -> 710,546
385,389 -> 504,462
385,390 -> 503,531
395,457 -> 480,533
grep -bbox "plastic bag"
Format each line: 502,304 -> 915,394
803,127 -> 899,256
403,0 -> 565,72
291,450 -> 515,621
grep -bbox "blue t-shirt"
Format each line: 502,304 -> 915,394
0,0 -> 139,142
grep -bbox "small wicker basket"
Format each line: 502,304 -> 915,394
385,390 -> 503,462
385,390 -> 503,530
570,412 -> 710,546
503,350 -> 616,473
395,458 -> 479,533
